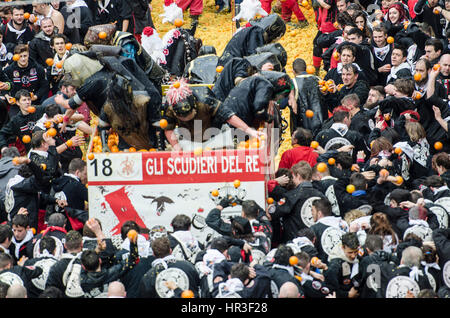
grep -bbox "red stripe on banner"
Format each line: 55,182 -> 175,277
103,186 -> 148,237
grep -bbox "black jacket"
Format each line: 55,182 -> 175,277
220,75 -> 274,127
4,59 -> 49,103
28,30 -> 56,67
80,241 -> 139,298
292,73 -> 327,136
0,104 -> 46,151
139,258 -> 200,298
271,181 -> 326,242
52,174 -> 88,211
217,26 -> 265,67
0,21 -> 35,53
0,265 -> 42,297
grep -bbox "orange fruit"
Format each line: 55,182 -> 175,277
129,147 -> 136,152
328,158 -> 336,165
111,145 -> 119,153
98,31 -> 107,39
127,229 -> 138,243
66,140 -> 73,147
351,164 -> 359,172
404,21 -> 409,30
22,135 -> 31,143
305,109 -> 314,118
318,79 -> 325,86
46,58 -> 54,66
27,106 -> 36,113
55,61 -> 63,69
326,80 -> 334,86
317,162 -> 328,172
434,141 -> 443,150
289,256 -> 298,266
47,128 -> 57,137
12,54 -> 20,61
320,85 -> 328,92
413,92 -> 422,100
386,36 -> 394,44
87,153 -> 94,160
434,8 -> 440,14
174,18 -> 184,28
9,97 -> 16,104
40,163 -> 47,171
12,157 -> 20,165
310,141 -> 319,149
172,81 -> 180,89
414,72 -> 422,81
181,290 -> 194,298
395,176 -> 404,185
311,256 -> 319,265
149,148 -> 157,152
267,197 -> 274,204
233,179 -> 241,188
216,66 -> 224,73
333,51 -> 340,60
306,65 -> 315,74
301,0 -> 308,6
194,147 -> 203,156
31,227 -> 36,235
65,43 -> 72,50
433,64 -> 440,71
211,189 -> 219,197
346,184 -> 355,193
159,119 -> 168,129
379,168 -> 389,177
394,147 -> 402,155
23,12 -> 30,19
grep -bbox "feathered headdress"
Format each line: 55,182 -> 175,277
165,78 -> 192,106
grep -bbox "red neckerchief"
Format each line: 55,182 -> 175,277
41,226 -> 67,237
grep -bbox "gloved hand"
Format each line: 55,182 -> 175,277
219,195 -> 233,209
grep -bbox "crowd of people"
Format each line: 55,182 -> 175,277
0,0 -> 448,300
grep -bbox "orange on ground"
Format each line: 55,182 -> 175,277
174,18 -> 184,28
